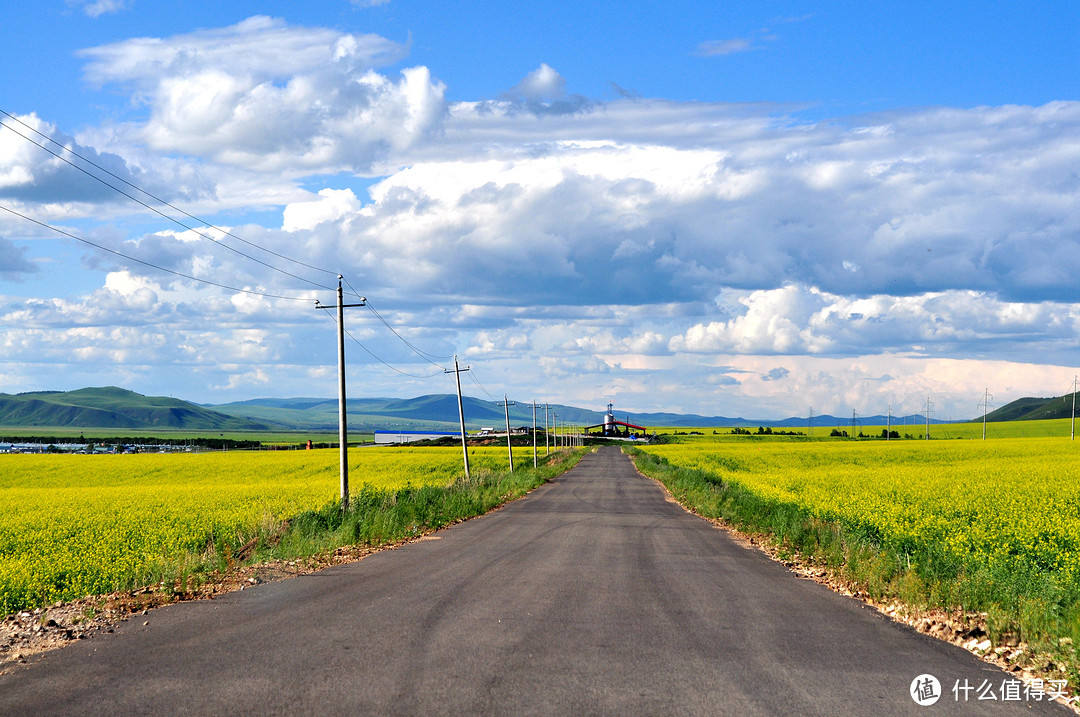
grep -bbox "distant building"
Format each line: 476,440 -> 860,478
584,402 -> 648,439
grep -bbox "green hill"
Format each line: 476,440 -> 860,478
208,394 -> 601,432
0,387 -> 271,431
979,393 -> 1080,422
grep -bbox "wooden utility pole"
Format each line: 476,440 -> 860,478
314,277 -> 364,510
499,396 -> 516,471
532,400 -> 538,468
545,403 -> 550,455
445,356 -> 471,479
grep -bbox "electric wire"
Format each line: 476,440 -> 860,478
466,369 -> 499,400
0,109 -> 341,278
2,111 -> 468,384
338,274 -> 369,304
0,112 -> 452,353
335,277 -> 450,365
0,204 -> 317,302
317,308 -> 444,379
10,202 -> 452,380
364,302 -> 453,369
0,112 -> 335,291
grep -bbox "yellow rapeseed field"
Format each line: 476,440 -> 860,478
0,447 -> 504,614
641,438 -> 1080,595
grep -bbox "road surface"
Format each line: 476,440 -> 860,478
0,446 -> 1070,715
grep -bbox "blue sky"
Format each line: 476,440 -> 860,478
10,2 -> 1074,117
1,0 -> 1078,419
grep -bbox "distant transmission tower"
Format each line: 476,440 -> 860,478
1069,376 -> 1078,441
924,397 -> 934,440
978,388 -> 994,441
1072,376 -> 1078,441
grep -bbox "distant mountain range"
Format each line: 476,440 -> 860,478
0,387 -> 939,433
0,387 -> 269,431
205,396 -> 958,432
0,386 -> 1073,433
207,394 -> 928,432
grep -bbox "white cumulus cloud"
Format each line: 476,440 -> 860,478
507,63 -> 566,101
77,16 -> 446,173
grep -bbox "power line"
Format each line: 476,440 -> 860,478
364,300 -> 452,369
0,111 -> 337,291
317,308 -> 444,379
1,111 -> 473,393
5,204 -> 453,381
330,280 -> 457,369
0,204 -> 316,302
466,369 -> 498,400
339,274 -> 370,304
0,109 -> 341,279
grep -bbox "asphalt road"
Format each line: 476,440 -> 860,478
0,447 -> 1071,715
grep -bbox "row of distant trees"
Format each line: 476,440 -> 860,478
830,428 -> 904,439
721,427 -> 912,439
730,427 -> 804,436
